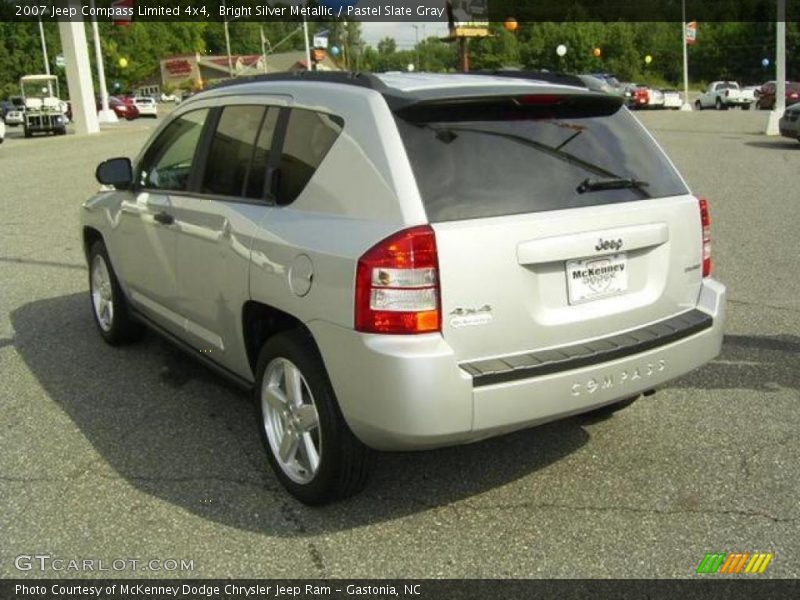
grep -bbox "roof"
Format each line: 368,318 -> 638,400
199,70 -> 614,113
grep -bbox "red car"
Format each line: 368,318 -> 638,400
624,84 -> 650,109
97,95 -> 139,120
756,81 -> 800,110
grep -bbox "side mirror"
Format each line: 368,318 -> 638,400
96,157 -> 132,188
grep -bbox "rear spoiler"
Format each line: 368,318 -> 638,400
391,91 -> 625,122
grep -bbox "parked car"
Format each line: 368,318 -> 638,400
590,73 -> 624,93
4,96 -> 25,126
133,96 -> 158,118
98,96 -> 140,120
647,88 -> 666,109
160,92 -> 179,104
779,104 -> 800,141
81,72 -> 726,504
662,89 -> 683,109
695,81 -> 753,110
577,74 -> 618,95
623,83 -> 650,109
0,118 -> 5,143
756,81 -> 800,110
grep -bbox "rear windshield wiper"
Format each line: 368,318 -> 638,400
577,177 -> 650,195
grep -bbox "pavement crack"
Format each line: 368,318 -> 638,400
460,500 -> 796,523
729,298 -> 800,314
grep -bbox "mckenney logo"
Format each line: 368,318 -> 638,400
696,552 -> 773,574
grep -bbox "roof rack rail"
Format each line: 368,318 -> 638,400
206,70 -> 388,92
467,69 -> 587,89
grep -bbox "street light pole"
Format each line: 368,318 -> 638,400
412,24 -> 420,71
222,0 -> 234,78
260,26 -> 269,73
38,18 -> 50,76
680,0 -> 692,110
303,17 -> 312,71
767,0 -> 786,135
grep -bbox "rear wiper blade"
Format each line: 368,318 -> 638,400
577,177 -> 650,194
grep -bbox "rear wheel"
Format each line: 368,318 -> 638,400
255,331 -> 373,505
88,240 -> 144,345
715,97 -> 725,110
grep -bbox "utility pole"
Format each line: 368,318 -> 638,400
767,0 -> 787,135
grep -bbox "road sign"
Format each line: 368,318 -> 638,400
685,21 -> 697,45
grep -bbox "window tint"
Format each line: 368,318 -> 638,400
396,104 -> 688,223
276,109 -> 343,205
244,108 -> 279,199
202,105 -> 267,198
139,109 -> 208,191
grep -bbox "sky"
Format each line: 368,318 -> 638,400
360,21 -> 450,48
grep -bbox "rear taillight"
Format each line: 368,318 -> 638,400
699,197 -> 712,277
355,225 -> 441,334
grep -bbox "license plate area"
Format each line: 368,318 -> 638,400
566,253 -> 628,305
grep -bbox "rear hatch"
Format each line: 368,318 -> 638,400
395,92 -> 704,363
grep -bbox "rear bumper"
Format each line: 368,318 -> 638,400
310,279 -> 726,451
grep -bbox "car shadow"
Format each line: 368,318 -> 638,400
745,139 -> 800,150
11,293 -> 590,536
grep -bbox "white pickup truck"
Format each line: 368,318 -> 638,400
695,81 -> 753,110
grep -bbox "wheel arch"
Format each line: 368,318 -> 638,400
82,226 -> 104,262
242,301 -> 321,377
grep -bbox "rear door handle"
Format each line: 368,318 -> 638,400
153,211 -> 174,225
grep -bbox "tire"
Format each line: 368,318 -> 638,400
23,127 -> 31,138
695,100 -> 702,110
715,98 -> 726,110
255,330 -> 373,505
743,104 -> 751,111
88,240 -> 144,346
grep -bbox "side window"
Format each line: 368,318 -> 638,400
138,109 -> 208,191
276,108 -> 343,205
202,105 -> 271,198
244,108 -> 279,199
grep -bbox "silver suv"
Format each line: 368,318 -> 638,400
81,72 -> 726,504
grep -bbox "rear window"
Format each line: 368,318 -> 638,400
395,100 -> 688,222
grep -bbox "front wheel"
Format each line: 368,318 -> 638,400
88,240 -> 144,345
695,100 -> 702,111
255,331 -> 373,505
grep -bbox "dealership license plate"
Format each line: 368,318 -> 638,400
566,253 -> 628,305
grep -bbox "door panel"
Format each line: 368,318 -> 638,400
116,191 -> 179,333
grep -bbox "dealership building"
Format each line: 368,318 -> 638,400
158,51 -> 341,89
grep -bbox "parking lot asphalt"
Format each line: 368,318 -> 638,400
1,108 -> 798,579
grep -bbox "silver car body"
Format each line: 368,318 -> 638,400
81,73 -> 726,451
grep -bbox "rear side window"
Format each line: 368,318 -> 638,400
396,101 -> 688,222
275,108 -> 343,205
139,109 -> 208,191
202,105 -> 269,198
